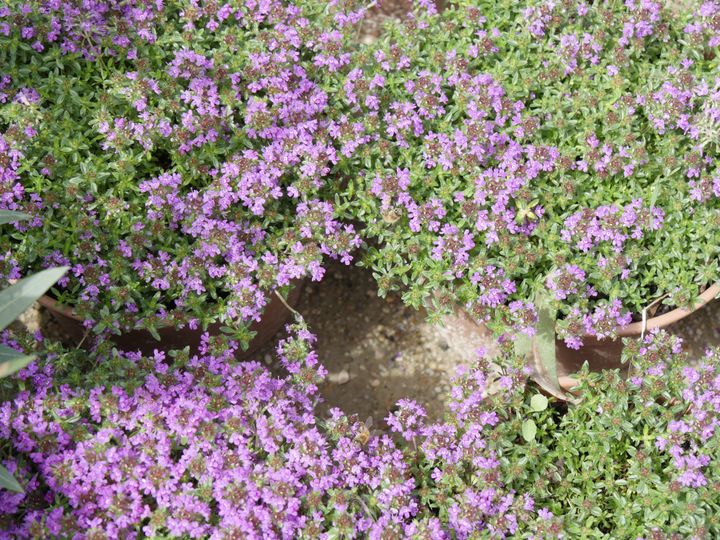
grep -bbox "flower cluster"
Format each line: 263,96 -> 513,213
0,325 -> 531,539
560,200 -> 665,254
0,0 -> 366,342
0,0 -> 162,59
341,0 -> 720,346
2,328 -> 719,538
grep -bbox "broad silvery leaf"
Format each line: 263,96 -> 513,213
530,394 -> 549,412
0,344 -> 35,378
533,293 -> 558,384
0,464 -> 23,493
521,419 -> 537,442
0,266 -> 69,332
513,332 -> 532,358
0,210 -> 30,225
529,292 -> 579,403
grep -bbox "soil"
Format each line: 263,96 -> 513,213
256,260 -> 496,426
359,0 -> 414,42
254,260 -> 720,424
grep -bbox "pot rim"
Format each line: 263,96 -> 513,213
589,283 -> 720,340
556,283 -> 720,392
38,294 -> 81,320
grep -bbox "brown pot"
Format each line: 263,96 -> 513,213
556,284 -> 720,391
38,283 -> 304,358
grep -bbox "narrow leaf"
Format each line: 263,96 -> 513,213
0,210 -> 30,225
148,325 -> 161,342
0,344 -> 35,378
0,267 -> 69,332
0,465 -> 23,493
533,293 -> 558,386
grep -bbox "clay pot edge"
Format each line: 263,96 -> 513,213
615,283 -> 720,337
557,283 -> 720,392
37,285 -> 303,327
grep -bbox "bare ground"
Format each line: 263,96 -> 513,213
256,261 -> 720,425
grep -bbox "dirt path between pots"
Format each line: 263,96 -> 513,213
256,260 -> 493,425
256,261 -> 720,425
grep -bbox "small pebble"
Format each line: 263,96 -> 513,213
328,370 -> 350,385
389,367 -> 404,378
370,379 -> 380,387
263,354 -> 272,366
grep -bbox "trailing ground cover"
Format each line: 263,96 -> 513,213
0,0 -> 364,342
1,329 -> 719,538
1,1 -> 720,537
342,0 -> 720,347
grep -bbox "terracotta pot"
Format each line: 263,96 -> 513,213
38,283 -> 304,358
557,284 -> 720,391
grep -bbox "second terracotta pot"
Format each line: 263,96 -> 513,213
444,284 -> 719,392
556,284 -> 720,390
39,283 -> 304,359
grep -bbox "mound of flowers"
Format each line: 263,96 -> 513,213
340,0 -> 720,347
2,0 -> 718,351
1,328 -> 718,538
0,0 -> 364,340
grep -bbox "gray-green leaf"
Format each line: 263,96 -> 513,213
533,293 -> 558,385
530,394 -> 549,412
529,292 -> 580,402
513,333 -> 532,358
0,210 -> 30,225
0,344 -> 35,378
0,267 -> 69,332
0,464 -> 23,493
522,419 -> 537,442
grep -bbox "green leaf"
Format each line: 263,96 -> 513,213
522,419 -> 537,442
528,292 -> 578,402
530,394 -> 549,412
148,325 -> 161,342
0,465 -> 23,493
0,267 -> 69,332
513,333 -> 532,358
0,344 -> 35,378
533,293 -> 558,384
0,211 -> 30,225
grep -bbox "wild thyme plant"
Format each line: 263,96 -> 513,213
0,329 -> 718,538
0,0 -> 365,342
342,0 -> 720,347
